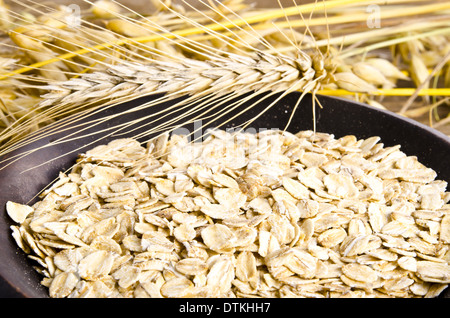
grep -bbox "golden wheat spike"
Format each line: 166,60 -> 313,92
0,0 -> 317,161
0,0 -> 449,160
0,0 -> 364,80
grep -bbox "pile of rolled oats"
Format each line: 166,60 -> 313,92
6,129 -> 450,298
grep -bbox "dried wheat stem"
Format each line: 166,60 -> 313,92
3,0 -> 449,82
318,88 -> 450,97
0,0 -> 361,81
433,115 -> 450,129
2,0 -> 449,155
267,18 -> 450,54
399,51 -> 450,114
339,27 -> 450,59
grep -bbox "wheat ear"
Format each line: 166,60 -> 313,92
39,49 -> 328,108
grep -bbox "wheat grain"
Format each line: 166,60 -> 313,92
91,0 -> 122,19
0,0 -> 449,154
38,50 -> 326,106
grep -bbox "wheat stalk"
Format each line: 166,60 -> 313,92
37,0 -> 445,110
0,0 -> 449,160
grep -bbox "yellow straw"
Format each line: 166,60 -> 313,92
270,2 -> 450,30
2,0 -> 450,82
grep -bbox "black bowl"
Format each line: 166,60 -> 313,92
1,91 -> 449,298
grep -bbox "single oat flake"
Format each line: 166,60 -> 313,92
6,129 -> 450,298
